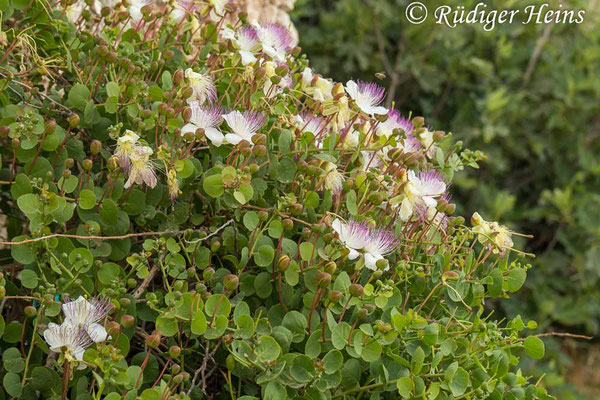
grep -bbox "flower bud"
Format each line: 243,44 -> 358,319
251,133 -> 267,145
316,272 -> 331,288
203,267 -> 215,281
291,46 -> 302,57
282,219 -> 294,231
356,308 -> 368,319
368,192 -> 383,206
412,116 -> 425,129
223,274 -> 239,291
442,271 -> 459,282
255,67 -> 266,79
445,203 -> 456,215
324,261 -> 337,275
0,126 -> 9,138
106,321 -> 121,336
145,332 -> 161,349
24,305 -> 37,317
169,345 -> 181,358
252,144 -> 267,158
181,86 -> 194,99
90,140 -> 102,155
69,113 -> 80,128
210,240 -> 221,252
82,159 -> 93,171
64,158 -> 75,169
349,283 -> 363,297
44,119 -> 56,134
121,314 -> 135,328
433,130 -> 445,142
375,258 -> 389,271
108,156 -> 119,171
278,255 -> 290,272
328,290 -> 343,303
226,354 -> 236,370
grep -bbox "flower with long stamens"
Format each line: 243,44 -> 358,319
332,218 -> 400,271
376,110 -> 414,138
182,102 -> 224,146
222,110 -> 266,145
224,26 -> 261,65
361,150 -> 384,170
400,170 -> 447,221
332,218 -> 369,261
43,322 -> 92,368
294,113 -> 328,147
62,296 -> 113,342
124,146 -> 157,189
114,130 -> 140,173
184,69 -> 216,105
362,228 -> 401,271
253,21 -> 295,62
345,80 -> 387,116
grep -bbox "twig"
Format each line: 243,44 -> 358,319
0,73 -> 71,112
535,332 -> 593,340
523,22 -> 554,83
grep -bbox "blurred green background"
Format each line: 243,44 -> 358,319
291,0 -> 600,398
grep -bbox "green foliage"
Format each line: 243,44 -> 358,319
293,0 -> 600,396
0,0 -> 553,399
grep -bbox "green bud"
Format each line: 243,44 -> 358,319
349,283 -> 363,297
223,274 -> 239,291
278,255 -> 290,272
169,345 -> 181,358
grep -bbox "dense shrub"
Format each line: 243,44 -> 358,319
292,0 -> 600,396
0,0 -> 553,399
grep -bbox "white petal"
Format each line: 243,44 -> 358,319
239,50 -> 257,66
345,80 -> 358,100
87,323 -> 108,343
422,196 -> 437,209
205,128 -> 225,147
400,199 -> 413,222
181,123 -> 198,136
364,253 -> 381,271
332,218 -> 344,237
225,133 -> 243,145
348,248 -> 360,260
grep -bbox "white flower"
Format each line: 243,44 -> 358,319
184,69 -> 216,105
62,296 -> 113,343
399,170 -> 447,221
124,146 -> 157,189
43,323 -> 91,368
181,102 -> 224,146
332,218 -> 400,271
345,80 -> 387,116
222,110 -> 266,145
224,26 -> 261,65
376,110 -> 414,138
253,21 -> 295,62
